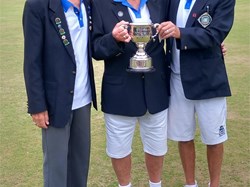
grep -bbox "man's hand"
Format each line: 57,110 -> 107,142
221,42 -> 227,56
112,20 -> 131,43
158,21 -> 180,40
32,111 -> 49,129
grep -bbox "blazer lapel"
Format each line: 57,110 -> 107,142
83,0 -> 93,60
84,0 -> 92,32
168,0 -> 180,47
144,0 -> 161,49
147,0 -> 160,24
185,0 -> 209,27
111,1 -> 132,23
170,0 -> 180,24
111,1 -> 137,49
49,0 -> 76,64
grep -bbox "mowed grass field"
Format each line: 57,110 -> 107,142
0,0 -> 249,186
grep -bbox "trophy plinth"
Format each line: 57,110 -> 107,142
127,23 -> 159,73
127,42 -> 155,72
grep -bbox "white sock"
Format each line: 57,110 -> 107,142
149,180 -> 162,187
184,185 -> 197,187
184,180 -> 198,187
119,182 -> 131,187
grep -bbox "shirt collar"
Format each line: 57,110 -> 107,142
113,0 -> 148,18
61,0 -> 84,12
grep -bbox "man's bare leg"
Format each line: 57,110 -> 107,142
179,140 -> 196,185
145,153 -> 164,185
111,154 -> 131,186
207,143 -> 224,187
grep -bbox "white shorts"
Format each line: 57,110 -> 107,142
168,73 -> 228,145
104,109 -> 168,159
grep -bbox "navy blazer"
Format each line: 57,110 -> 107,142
92,0 -> 170,116
23,0 -> 97,128
166,0 -> 235,100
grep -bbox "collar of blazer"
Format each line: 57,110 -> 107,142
146,0 -> 162,48
171,0 -> 209,27
168,0 -> 209,46
185,0 -> 209,27
48,0 -> 91,64
111,0 -> 160,26
111,0 -> 161,49
49,0 -> 76,64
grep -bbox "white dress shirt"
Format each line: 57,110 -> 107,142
64,3 -> 92,110
171,0 -> 196,74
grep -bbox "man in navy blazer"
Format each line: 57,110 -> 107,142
91,0 -> 170,186
158,0 -> 235,186
23,0 -> 97,186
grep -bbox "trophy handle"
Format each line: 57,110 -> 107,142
151,23 -> 160,42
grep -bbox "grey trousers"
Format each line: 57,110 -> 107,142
42,104 -> 91,187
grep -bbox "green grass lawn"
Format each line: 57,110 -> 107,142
0,0 -> 249,186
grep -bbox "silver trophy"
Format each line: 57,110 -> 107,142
127,22 -> 159,73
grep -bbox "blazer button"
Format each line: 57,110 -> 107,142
72,70 -> 76,74
142,75 -> 144,79
184,46 -> 188,50
168,50 -> 171,53
69,90 -> 74,94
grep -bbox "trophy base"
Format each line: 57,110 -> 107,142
127,55 -> 155,73
126,67 -> 155,73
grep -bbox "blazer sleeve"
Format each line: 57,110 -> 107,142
176,0 -> 235,50
23,1 -> 47,114
91,0 -> 125,60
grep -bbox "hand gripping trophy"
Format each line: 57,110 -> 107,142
127,22 -> 159,73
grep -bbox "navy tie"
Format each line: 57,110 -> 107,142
185,0 -> 192,9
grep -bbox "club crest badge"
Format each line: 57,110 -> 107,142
198,12 -> 212,28
219,126 -> 225,137
118,11 -> 123,17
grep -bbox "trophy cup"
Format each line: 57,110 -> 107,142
127,22 -> 159,73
